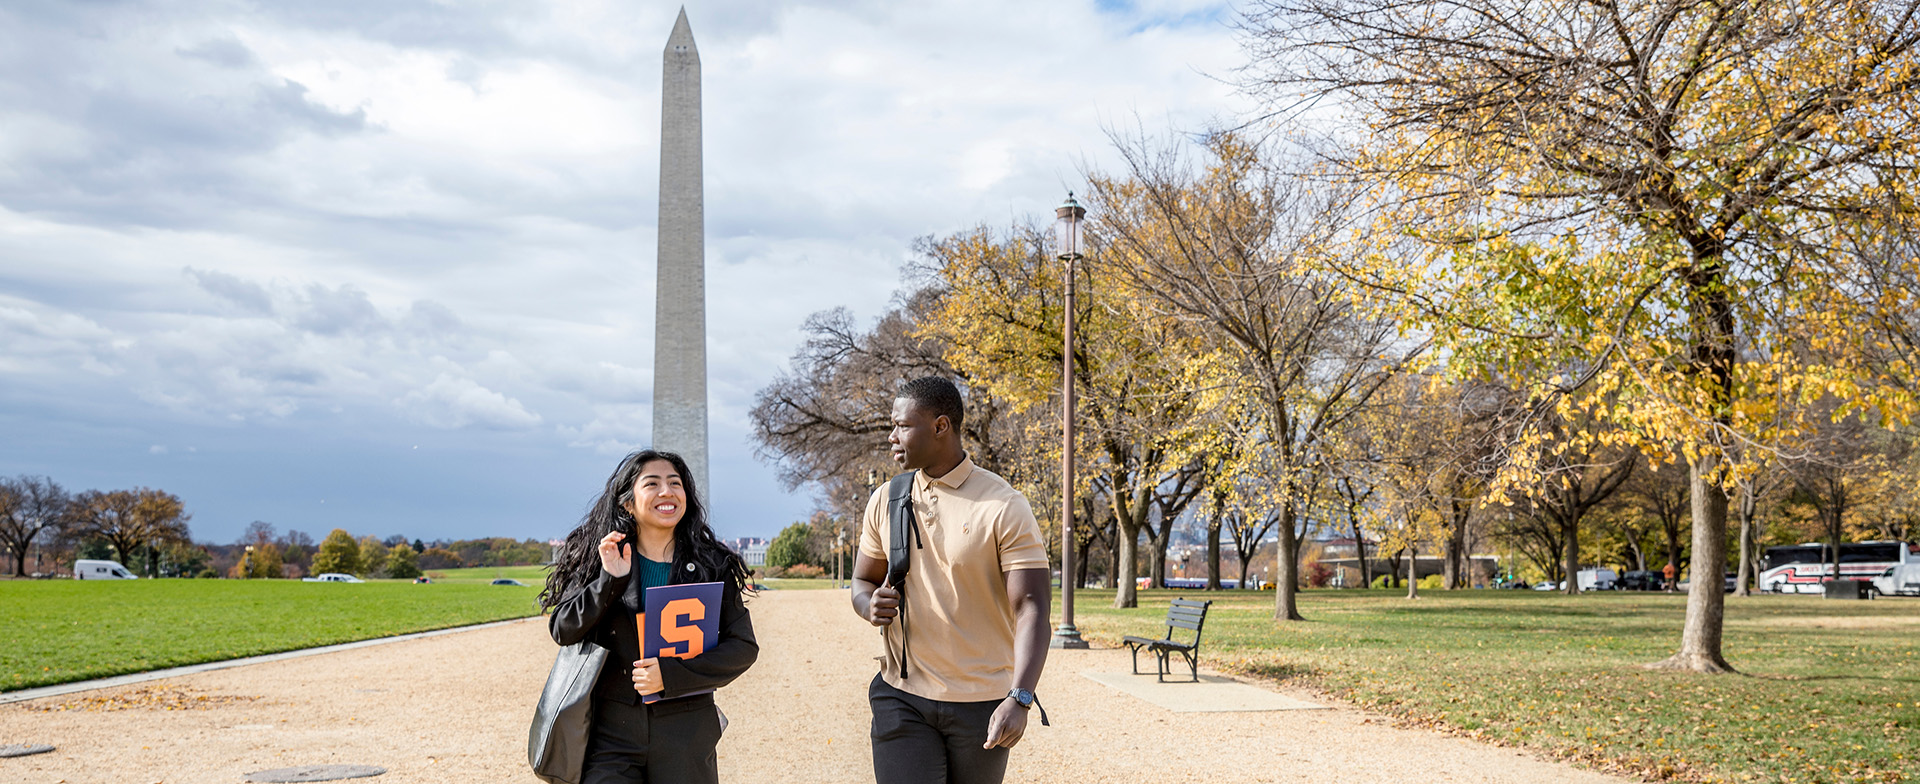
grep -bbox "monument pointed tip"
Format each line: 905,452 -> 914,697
665,6 -> 697,54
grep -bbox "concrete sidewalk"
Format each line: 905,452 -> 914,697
0,590 -> 1630,783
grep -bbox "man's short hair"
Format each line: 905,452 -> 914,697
898,376 -> 965,432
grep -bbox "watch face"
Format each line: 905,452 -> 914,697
1011,689 -> 1033,707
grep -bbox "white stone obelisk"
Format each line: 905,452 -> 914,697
653,7 -> 708,497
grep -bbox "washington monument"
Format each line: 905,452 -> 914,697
653,7 -> 708,495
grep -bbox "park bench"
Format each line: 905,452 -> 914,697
1120,598 -> 1211,682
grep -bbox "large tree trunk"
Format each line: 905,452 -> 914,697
1650,456 -> 1735,673
1149,516 -> 1171,589
1273,502 -> 1304,620
1114,522 -> 1139,607
1112,480 -> 1153,607
1206,512 -> 1223,590
1734,485 -> 1756,597
1353,522 -> 1370,588
1444,501 -> 1469,589
1561,513 -> 1580,596
1405,543 -> 1420,599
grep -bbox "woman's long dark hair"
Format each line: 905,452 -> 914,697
540,449 -> 753,611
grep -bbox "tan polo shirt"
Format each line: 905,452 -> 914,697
859,457 -> 1049,702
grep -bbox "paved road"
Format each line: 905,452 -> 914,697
0,590 -> 1628,783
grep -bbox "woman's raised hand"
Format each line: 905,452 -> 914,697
598,531 -> 632,578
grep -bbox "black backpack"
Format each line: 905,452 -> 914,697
885,471 -> 923,678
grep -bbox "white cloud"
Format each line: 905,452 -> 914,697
397,373 -> 543,430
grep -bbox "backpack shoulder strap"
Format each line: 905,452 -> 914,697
884,470 -> 920,679
886,471 -> 918,588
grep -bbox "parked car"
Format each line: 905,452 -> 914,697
74,559 -> 137,580
1533,581 -> 1559,591
1618,570 -> 1664,591
491,578 -> 527,586
1675,572 -> 1738,593
303,573 -> 364,583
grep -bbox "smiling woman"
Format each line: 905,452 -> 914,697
537,449 -> 758,783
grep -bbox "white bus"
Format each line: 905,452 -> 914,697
1760,541 -> 1917,594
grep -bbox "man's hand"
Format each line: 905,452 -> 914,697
865,583 -> 900,626
983,698 -> 1029,749
632,657 -> 663,696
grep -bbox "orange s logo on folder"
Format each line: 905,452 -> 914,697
658,597 -> 707,659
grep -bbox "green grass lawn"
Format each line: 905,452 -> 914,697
759,577 -> 843,591
1,578 -> 542,692
423,567 -> 848,592
1068,589 -> 1917,784
425,564 -> 552,585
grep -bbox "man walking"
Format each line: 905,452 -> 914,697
852,376 -> 1052,784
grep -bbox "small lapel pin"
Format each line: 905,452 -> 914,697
685,562 -> 695,572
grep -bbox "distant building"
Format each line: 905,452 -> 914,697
726,537 -> 769,569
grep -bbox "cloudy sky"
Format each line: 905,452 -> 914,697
0,0 -> 1250,546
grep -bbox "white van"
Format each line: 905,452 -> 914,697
74,559 -> 137,580
1872,563 -> 1920,597
1577,568 -> 1619,591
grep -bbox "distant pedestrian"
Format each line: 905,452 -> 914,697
540,449 -> 757,784
851,377 -> 1052,784
1662,561 -> 1678,592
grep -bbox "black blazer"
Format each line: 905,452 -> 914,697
548,560 -> 758,707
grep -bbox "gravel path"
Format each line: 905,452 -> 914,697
0,590 -> 1630,783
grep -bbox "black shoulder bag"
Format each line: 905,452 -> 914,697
885,471 -> 922,678
527,639 -> 607,784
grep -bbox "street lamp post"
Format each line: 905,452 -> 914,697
1051,193 -> 1088,650
848,469 -> 878,590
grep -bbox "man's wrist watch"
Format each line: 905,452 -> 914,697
1006,688 -> 1049,726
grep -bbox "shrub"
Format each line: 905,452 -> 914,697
782,563 -> 825,579
1418,574 -> 1445,590
385,542 -> 422,580
766,522 -> 815,569
196,569 -> 218,579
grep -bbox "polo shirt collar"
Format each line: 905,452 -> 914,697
918,456 -> 975,491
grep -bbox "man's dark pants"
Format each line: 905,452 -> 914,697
870,674 -> 1011,784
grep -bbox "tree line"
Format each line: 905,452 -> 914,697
0,475 -> 553,579
0,476 -> 192,578
752,0 -> 1920,674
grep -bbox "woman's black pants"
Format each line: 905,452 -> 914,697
582,695 -> 724,784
